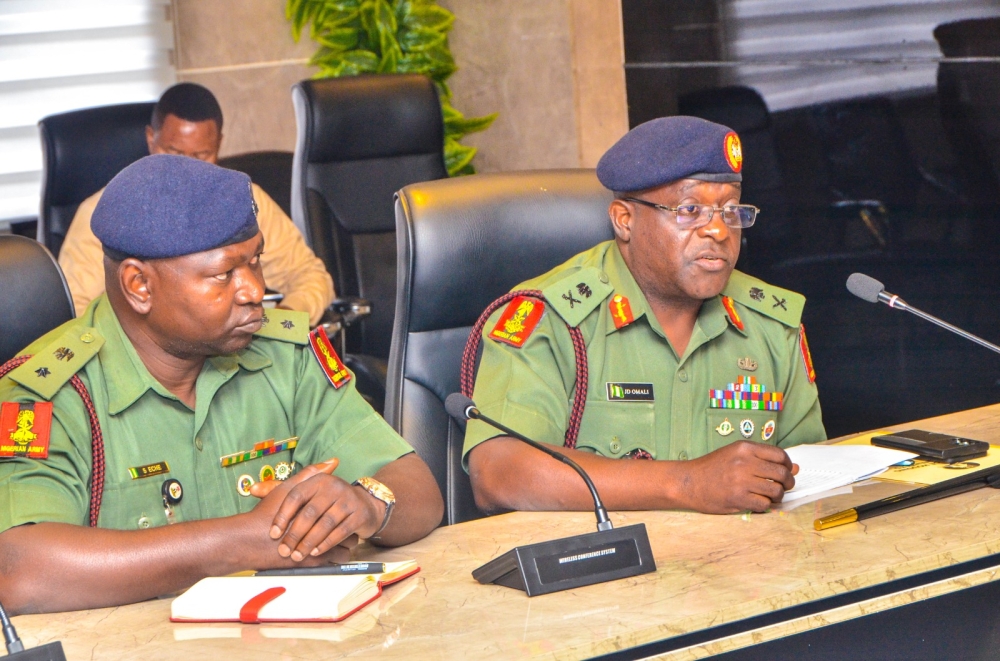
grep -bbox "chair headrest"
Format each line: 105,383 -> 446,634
395,170 -> 615,333
294,74 -> 444,163
39,102 -> 155,207
678,86 -> 771,133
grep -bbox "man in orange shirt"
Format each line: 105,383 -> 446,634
58,83 -> 334,326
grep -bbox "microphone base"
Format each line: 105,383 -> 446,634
472,523 -> 656,596
2,641 -> 66,661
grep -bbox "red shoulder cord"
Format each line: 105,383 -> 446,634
0,355 -> 106,527
460,290 -> 589,449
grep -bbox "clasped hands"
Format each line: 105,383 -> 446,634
247,458 -> 386,563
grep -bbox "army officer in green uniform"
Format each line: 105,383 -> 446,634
464,116 -> 826,516
0,155 -> 442,615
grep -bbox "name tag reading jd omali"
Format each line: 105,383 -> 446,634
606,383 -> 654,402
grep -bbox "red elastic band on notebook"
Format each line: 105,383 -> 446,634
239,586 -> 286,623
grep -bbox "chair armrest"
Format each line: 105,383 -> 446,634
328,297 -> 372,327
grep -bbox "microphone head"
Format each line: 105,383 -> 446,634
846,273 -> 885,303
445,393 -> 476,421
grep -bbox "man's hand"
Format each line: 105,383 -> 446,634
249,458 -> 383,561
678,441 -> 798,514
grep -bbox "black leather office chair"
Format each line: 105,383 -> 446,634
38,102 -> 155,257
387,170 -> 614,525
291,74 -> 448,362
0,236 -> 75,364
218,151 -> 294,218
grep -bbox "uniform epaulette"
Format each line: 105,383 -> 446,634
539,267 -> 615,328
722,270 -> 804,328
253,308 -> 309,345
7,327 -> 104,400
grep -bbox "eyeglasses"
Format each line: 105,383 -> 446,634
622,197 -> 758,229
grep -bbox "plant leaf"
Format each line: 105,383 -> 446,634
404,4 -> 454,32
446,112 -> 497,136
316,27 -> 359,53
398,26 -> 446,52
444,136 -> 477,176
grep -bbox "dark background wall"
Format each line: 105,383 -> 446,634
622,1 -> 1000,438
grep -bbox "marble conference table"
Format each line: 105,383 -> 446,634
14,404 -> 1000,660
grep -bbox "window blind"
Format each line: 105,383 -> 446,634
720,0 -> 1000,111
0,0 -> 175,228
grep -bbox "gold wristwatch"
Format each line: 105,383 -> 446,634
353,477 -> 395,538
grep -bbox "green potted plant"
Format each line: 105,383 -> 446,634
286,0 -> 497,175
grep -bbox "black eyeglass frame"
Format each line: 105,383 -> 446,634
621,196 -> 759,229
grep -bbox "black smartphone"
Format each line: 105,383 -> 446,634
871,429 -> 990,464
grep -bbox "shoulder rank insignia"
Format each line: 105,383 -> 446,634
540,267 -> 614,328
490,296 -> 545,348
253,308 -> 309,345
799,324 -> 817,384
721,296 -> 744,331
609,294 -> 635,330
309,327 -> 352,389
722,270 -> 805,328
7,328 -> 104,401
0,402 -> 53,459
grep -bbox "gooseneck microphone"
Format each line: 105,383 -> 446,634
444,393 -> 612,531
847,273 -> 1000,356
0,598 -> 66,660
0,600 -> 23,654
445,392 -> 655,596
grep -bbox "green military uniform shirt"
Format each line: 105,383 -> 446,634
464,241 -> 826,465
0,295 -> 413,532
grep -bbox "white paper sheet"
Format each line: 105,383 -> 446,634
782,444 -> 918,502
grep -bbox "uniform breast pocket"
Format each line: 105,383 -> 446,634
98,479 -> 168,530
707,409 -> 779,447
576,401 -> 656,459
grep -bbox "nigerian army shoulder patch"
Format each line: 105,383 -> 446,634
541,267 -> 614,328
489,296 -> 545,348
309,327 -> 352,389
799,324 -> 817,384
0,401 -> 53,459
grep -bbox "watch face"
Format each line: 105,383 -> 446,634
359,477 -> 395,505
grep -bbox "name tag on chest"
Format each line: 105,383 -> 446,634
606,383 -> 655,401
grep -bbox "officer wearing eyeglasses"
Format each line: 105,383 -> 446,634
463,116 -> 826,516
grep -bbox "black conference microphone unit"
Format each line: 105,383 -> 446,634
0,599 -> 65,661
846,273 -> 1000,356
444,393 -> 656,597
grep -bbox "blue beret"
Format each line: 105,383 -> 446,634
596,116 -> 743,192
92,154 -> 259,260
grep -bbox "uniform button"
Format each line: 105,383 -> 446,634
80,332 -> 94,343
137,516 -> 151,529
609,436 -> 622,454
678,451 -> 689,460
598,272 -> 610,284
195,437 -> 204,451
678,370 -> 688,382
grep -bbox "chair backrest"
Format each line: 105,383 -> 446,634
291,74 -> 448,360
934,17 -> 1000,206
218,151 -> 294,218
0,236 -> 74,364
38,102 -> 155,257
387,170 -> 614,525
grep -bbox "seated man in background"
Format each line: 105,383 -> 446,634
58,82 -> 334,326
464,116 -> 826,516
0,155 -> 442,615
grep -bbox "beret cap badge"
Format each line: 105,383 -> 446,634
724,132 -> 743,173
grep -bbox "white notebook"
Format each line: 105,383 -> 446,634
170,561 -> 419,623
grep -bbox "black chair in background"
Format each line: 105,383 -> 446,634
387,170 -> 614,525
934,17 -> 1000,228
0,236 -> 75,364
38,102 -> 155,257
291,74 -> 448,363
218,151 -> 294,218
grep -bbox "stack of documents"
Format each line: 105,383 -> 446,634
783,445 -> 918,502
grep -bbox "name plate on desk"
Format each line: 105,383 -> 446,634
472,524 -> 656,596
